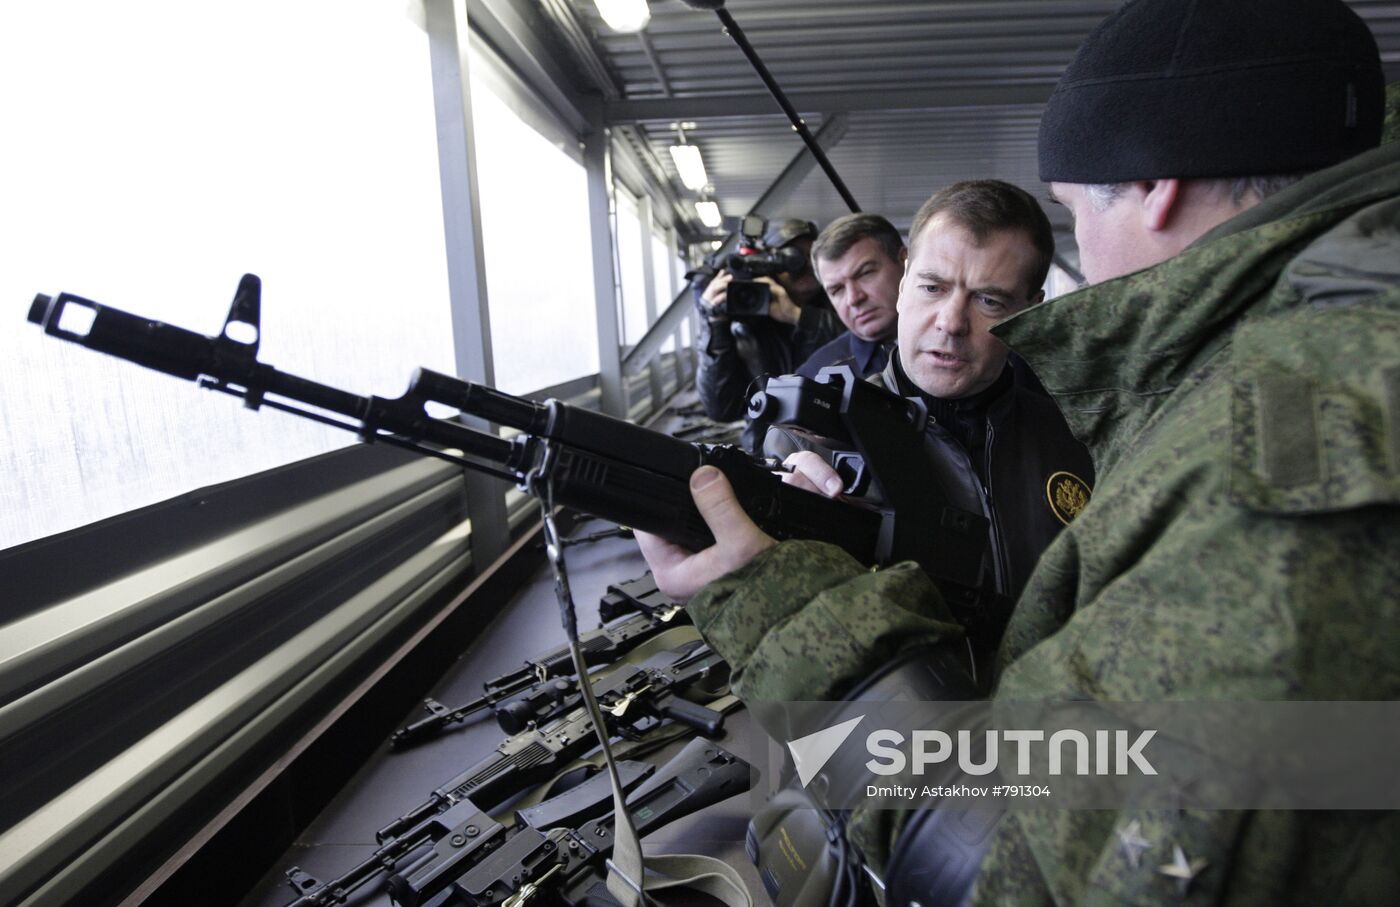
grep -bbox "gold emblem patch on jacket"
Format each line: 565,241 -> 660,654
1046,471 -> 1091,525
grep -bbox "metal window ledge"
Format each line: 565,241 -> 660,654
0,451 -> 475,906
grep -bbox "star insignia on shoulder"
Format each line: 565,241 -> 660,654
1157,844 -> 1209,895
1116,819 -> 1152,868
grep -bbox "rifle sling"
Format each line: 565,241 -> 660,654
498,613 -> 748,907
602,690 -> 748,907
491,690 -> 748,907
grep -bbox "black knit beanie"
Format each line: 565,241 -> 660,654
1039,0 -> 1385,183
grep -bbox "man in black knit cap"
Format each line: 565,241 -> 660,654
637,0 -> 1400,903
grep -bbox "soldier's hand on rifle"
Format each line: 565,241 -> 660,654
635,465 -> 776,600
779,450 -> 846,497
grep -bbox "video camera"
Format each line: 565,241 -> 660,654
693,215 -> 809,320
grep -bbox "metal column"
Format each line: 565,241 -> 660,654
667,232 -> 689,386
584,128 -> 627,417
425,0 -> 509,564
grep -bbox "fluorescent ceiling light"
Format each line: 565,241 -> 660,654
695,201 -> 722,228
593,0 -> 650,33
668,143 -> 709,191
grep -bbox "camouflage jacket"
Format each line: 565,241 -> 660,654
690,134 -> 1400,904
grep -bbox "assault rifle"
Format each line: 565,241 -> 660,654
483,639 -> 723,738
403,738 -> 750,907
392,579 -> 685,748
27,276 -> 988,596
286,738 -> 751,907
597,575 -> 682,624
414,739 -> 750,907
374,638 -> 725,844
559,524 -> 634,548
283,639 -> 725,906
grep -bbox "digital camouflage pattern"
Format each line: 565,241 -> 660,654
689,128 -> 1400,901
688,543 -> 960,709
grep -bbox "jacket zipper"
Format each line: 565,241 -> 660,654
982,420 -> 1011,596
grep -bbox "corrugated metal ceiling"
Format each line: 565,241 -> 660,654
560,0 -> 1400,246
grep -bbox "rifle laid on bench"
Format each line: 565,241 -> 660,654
375,638 -> 725,845
392,578 -> 686,748
27,275 -> 989,598
282,637 -> 726,906
285,737 -> 751,907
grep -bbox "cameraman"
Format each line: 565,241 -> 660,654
694,218 -> 843,450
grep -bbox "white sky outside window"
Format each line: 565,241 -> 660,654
0,0 -> 455,551
678,256 -> 693,349
652,234 -> 677,353
614,190 -> 649,348
467,61 -> 599,393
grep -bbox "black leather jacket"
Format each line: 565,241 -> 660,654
763,351 -> 1093,654
878,352 -> 1094,605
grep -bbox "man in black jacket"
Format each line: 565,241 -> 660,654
784,181 -> 1092,630
694,218 -> 843,450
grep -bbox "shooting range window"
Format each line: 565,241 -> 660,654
652,232 -> 677,354
467,53 -> 600,394
615,187 -> 651,348
0,0 -> 454,550
678,253 -> 693,350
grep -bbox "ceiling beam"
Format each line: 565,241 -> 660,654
747,113 -> 851,218
622,113 -> 851,376
610,125 -> 705,245
468,0 -> 597,134
534,0 -> 621,99
637,31 -> 674,97
604,82 -> 1054,124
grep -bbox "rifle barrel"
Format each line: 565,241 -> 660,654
29,282 -> 887,566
